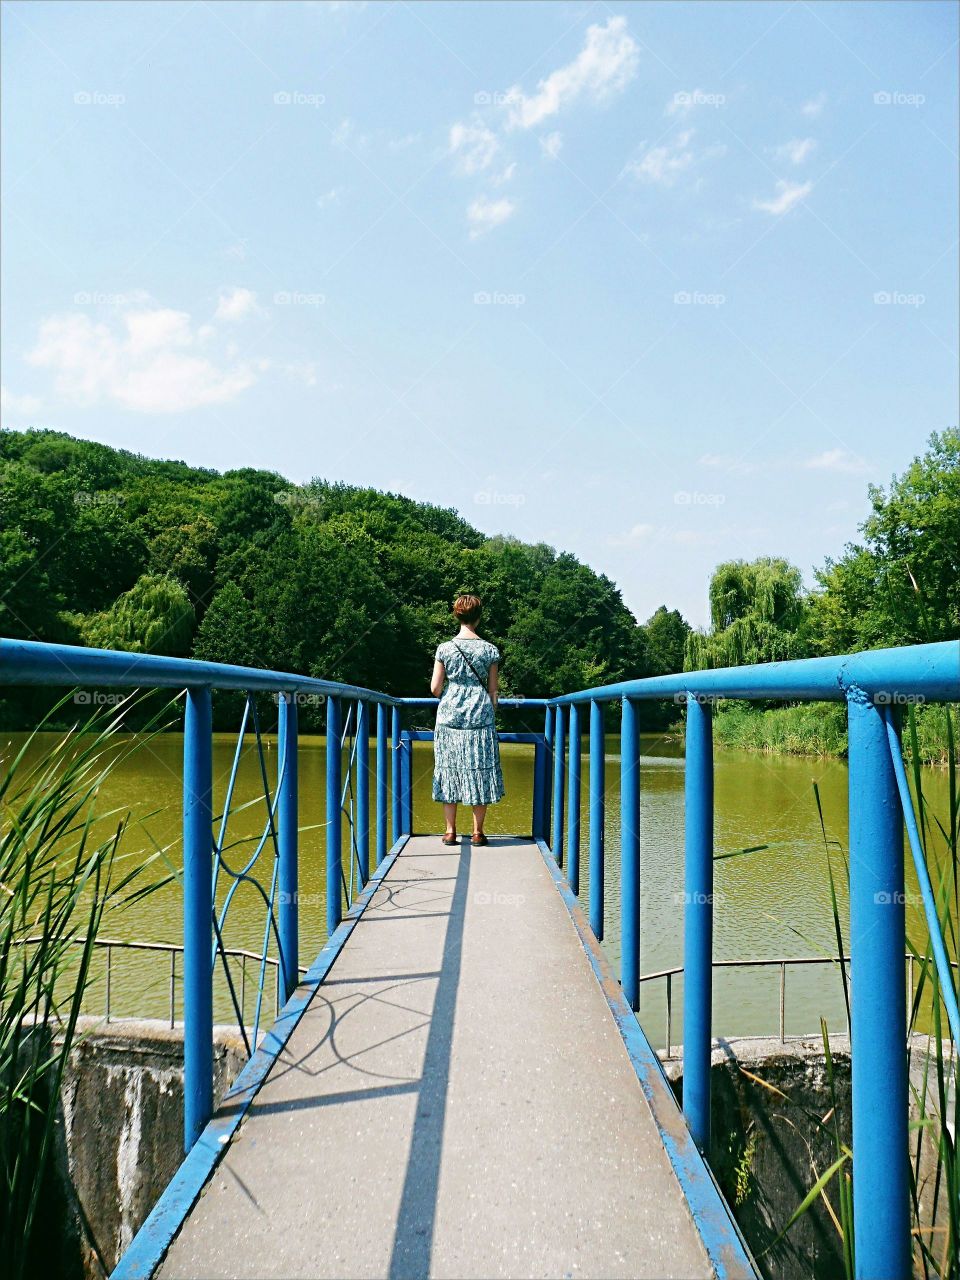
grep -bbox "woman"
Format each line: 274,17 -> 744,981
431,594 -> 505,845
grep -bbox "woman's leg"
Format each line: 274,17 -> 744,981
471,804 -> 487,836
443,802 -> 457,836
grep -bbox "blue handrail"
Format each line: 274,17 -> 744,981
3,635 -> 957,1280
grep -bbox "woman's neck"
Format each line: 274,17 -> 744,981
457,625 -> 479,639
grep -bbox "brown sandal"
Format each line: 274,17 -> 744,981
441,832 -> 458,846
471,833 -> 488,846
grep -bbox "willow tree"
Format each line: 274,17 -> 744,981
685,557 -> 809,670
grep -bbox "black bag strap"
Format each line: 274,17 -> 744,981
452,642 -> 491,698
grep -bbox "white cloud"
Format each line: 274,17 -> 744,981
801,92 -> 827,117
331,117 -> 369,150
214,287 -> 260,322
623,130 -> 725,187
753,178 -> 813,215
316,186 -> 344,210
0,386 -> 42,417
27,304 -> 256,413
506,15 -> 639,130
449,118 -> 500,175
769,137 -> 817,165
491,161 -> 517,186
467,195 -> 516,238
805,448 -> 870,475
540,131 -> 563,159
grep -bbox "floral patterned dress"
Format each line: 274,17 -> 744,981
432,637 -> 506,806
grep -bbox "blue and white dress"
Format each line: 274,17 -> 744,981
432,638 -> 505,806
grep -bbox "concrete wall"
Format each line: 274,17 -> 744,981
56,1018 -> 247,1277
664,1034 -> 955,1280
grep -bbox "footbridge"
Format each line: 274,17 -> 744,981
2,637 -> 958,1279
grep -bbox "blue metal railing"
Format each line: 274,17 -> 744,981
0,639 -> 547,1152
540,639 -> 959,1280
3,635 -> 957,1280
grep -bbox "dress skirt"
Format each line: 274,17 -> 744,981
432,723 -> 505,805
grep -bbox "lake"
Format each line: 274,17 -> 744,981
9,729 -> 953,1050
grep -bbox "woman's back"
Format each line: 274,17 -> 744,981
435,637 -> 499,729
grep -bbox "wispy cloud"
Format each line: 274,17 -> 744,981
27,300 -> 259,413
805,448 -> 871,475
0,386 -> 42,418
540,131 -> 563,159
769,137 -> 817,165
505,15 -> 639,130
801,91 -> 827,118
467,195 -> 517,238
753,178 -> 813,215
214,287 -> 260,322
622,129 -> 724,187
317,186 -> 345,210
449,118 -> 500,175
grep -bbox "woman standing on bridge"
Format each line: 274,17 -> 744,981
431,594 -> 505,845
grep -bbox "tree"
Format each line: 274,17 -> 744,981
78,574 -> 195,655
686,558 -> 809,669
643,606 -> 691,676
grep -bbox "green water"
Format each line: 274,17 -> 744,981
8,731 -> 954,1049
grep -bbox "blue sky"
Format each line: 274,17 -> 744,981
2,0 -> 957,626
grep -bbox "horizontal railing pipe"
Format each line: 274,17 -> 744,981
547,640 -> 960,706
0,636 -> 400,703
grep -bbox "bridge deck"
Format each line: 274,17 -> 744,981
158,836 -> 727,1279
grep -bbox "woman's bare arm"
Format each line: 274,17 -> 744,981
431,660 -> 446,699
487,662 -> 499,708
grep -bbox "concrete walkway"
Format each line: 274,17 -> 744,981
159,837 -> 726,1279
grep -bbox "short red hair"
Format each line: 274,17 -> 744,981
453,594 -> 482,625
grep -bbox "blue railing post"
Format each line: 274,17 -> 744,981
376,702 -> 388,865
847,691 -> 909,1280
683,693 -> 714,1153
588,699 -> 605,939
391,705 -> 402,845
532,738 -> 547,839
621,696 -> 641,1010
400,729 -> 413,835
326,695 -> 342,936
183,685 -> 213,1152
551,705 -> 566,863
356,700 -> 370,883
277,693 -> 299,1002
566,702 -> 581,895
543,706 -> 554,840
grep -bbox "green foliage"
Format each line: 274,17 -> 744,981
644,606 -> 691,676
685,557 -> 811,670
1,431 -> 667,719
809,429 -> 960,651
74,573 -> 195,656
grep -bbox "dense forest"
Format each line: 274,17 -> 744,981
1,427 -> 957,746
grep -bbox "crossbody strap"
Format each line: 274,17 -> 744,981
452,643 -> 491,698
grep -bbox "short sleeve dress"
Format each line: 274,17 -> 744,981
432,638 -> 506,806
